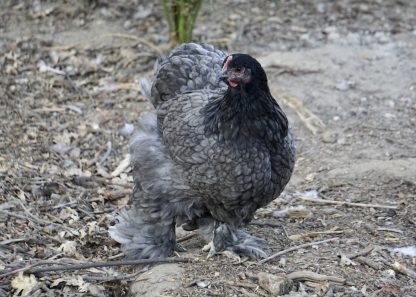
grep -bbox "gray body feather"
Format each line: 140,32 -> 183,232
109,43 -> 295,259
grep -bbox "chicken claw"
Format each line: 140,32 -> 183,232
202,241 -> 217,259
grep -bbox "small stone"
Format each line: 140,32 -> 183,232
321,131 -> 337,143
229,13 -> 239,21
258,272 -> 293,295
384,113 -> 395,118
123,20 -> 132,29
316,3 -> 326,13
69,147 -> 81,158
382,269 -> 396,279
50,143 -> 72,154
335,80 -> 354,91
134,7 -> 152,20
337,137 -> 346,145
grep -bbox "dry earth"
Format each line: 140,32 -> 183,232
0,0 -> 415,296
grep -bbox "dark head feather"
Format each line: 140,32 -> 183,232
203,54 -> 289,147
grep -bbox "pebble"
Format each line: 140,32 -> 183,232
321,131 -> 337,143
50,143 -> 72,154
134,7 -> 152,20
337,137 -> 346,145
335,80 -> 354,91
382,269 -> 396,279
386,100 -> 395,108
123,20 -> 132,30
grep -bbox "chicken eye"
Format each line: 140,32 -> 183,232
235,67 -> 244,73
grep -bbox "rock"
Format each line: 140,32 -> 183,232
50,143 -> 73,154
335,80 -> 354,91
258,272 -> 294,296
123,20 -> 132,30
131,264 -> 184,297
134,7 -> 152,20
320,131 -> 337,143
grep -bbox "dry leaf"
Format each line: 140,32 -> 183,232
111,154 -> 131,177
339,254 -> 357,266
58,240 -> 77,256
11,273 -> 39,296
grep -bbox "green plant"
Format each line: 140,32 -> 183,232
162,0 -> 204,45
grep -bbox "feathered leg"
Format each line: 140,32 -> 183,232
109,207 -> 176,259
197,218 -> 267,259
109,112 -> 188,259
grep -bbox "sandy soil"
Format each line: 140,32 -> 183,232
1,0 -> 415,296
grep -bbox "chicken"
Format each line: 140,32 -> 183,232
109,43 -> 295,259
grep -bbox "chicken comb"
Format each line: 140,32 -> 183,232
222,55 -> 233,71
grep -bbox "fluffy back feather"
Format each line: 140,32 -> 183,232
150,43 -> 227,107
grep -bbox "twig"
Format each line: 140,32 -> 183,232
190,279 -> 258,290
236,287 -> 260,297
0,210 -> 28,221
219,280 -> 258,289
177,233 -> 197,243
111,154 -> 131,177
31,107 -> 66,113
355,257 -> 383,270
0,260 -> 58,278
82,271 -> 145,282
108,253 -> 124,260
390,261 -> 416,279
0,257 -> 193,277
98,141 -> 112,165
10,199 -> 77,233
52,201 -> 77,210
102,33 -> 163,55
15,199 -> 51,225
288,229 -> 345,241
250,220 -> 283,228
345,245 -> 374,259
44,33 -> 164,55
0,243 -> 30,255
0,237 -> 28,245
259,237 -> 340,264
286,270 -> 346,284
377,227 -> 403,234
82,266 -> 149,282
299,197 -> 398,210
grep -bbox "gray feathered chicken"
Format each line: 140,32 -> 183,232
109,43 -> 295,259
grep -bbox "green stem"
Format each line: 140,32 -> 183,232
178,0 -> 187,43
162,0 -> 204,45
187,0 -> 203,42
162,0 -> 177,43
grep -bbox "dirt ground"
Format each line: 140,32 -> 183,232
1,0 -> 415,296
